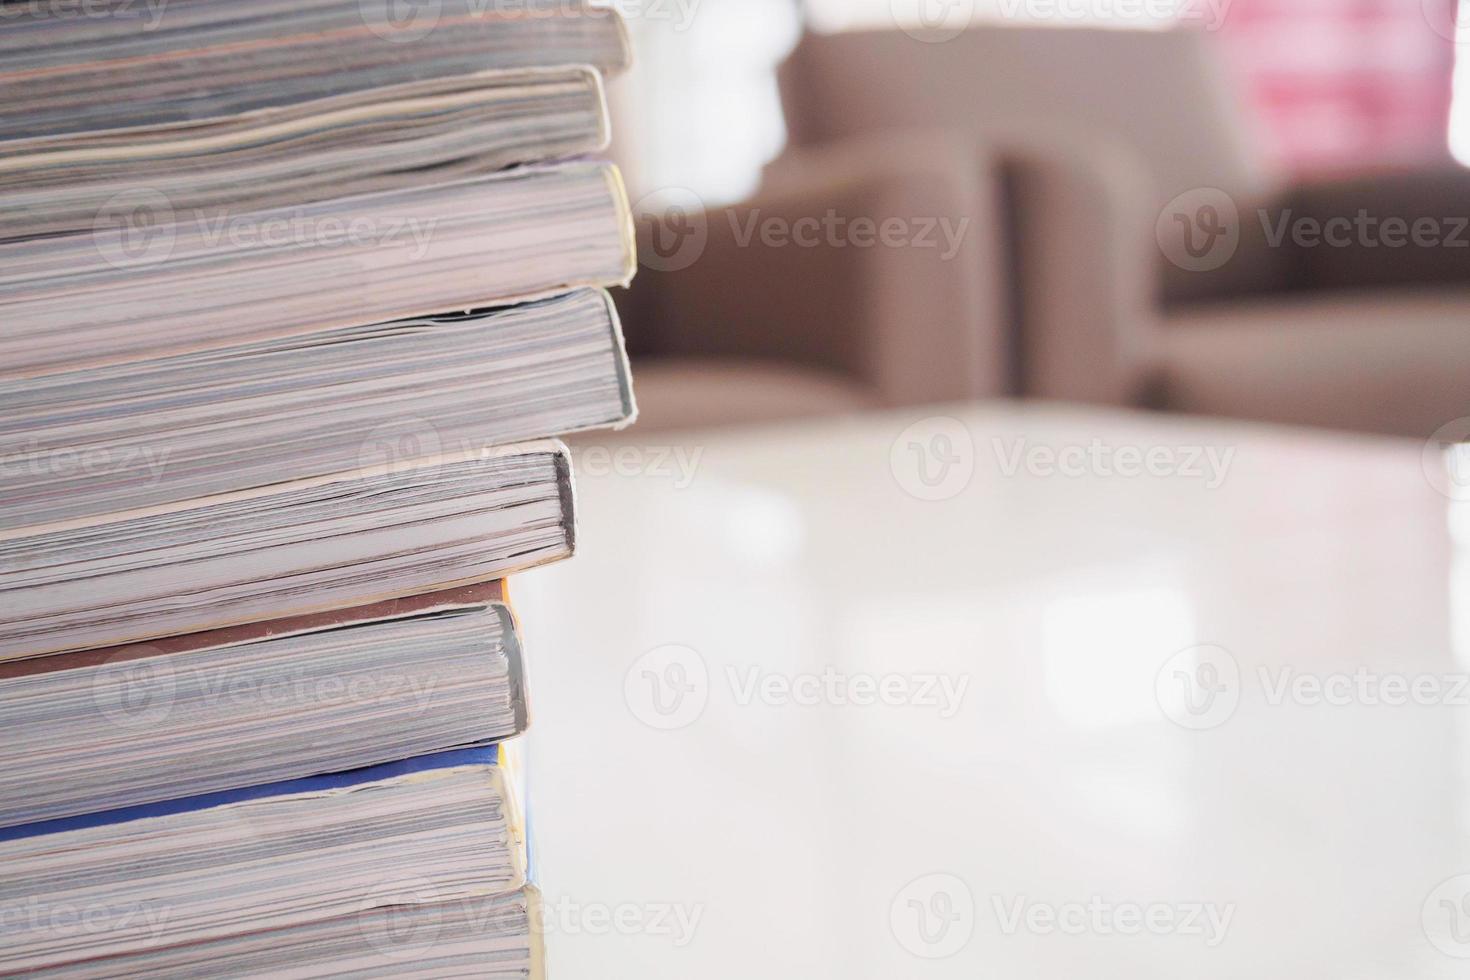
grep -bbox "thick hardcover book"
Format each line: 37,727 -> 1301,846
0,747 -> 529,976
0,582 -> 531,829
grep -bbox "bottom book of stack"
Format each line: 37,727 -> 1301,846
2,747 -> 540,978
0,582 -> 545,978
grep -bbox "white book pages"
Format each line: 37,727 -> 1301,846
23,888 -> 544,980
0,603 -> 527,828
0,67 -> 611,243
0,0 -> 631,141
0,445 -> 574,660
0,163 -> 636,379
0,288 -> 633,531
0,760 -> 522,975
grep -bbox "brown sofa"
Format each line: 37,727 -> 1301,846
778,26 -> 1470,437
616,130 -> 1011,433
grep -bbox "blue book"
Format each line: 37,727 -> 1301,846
0,746 -> 530,977
0,586 -> 528,832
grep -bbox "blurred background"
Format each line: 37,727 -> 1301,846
523,8 -> 1470,974
598,0 -> 1470,437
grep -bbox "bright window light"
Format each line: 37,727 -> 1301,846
1453,3 -> 1470,165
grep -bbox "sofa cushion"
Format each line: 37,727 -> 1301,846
617,358 -> 879,434
1159,288 -> 1470,437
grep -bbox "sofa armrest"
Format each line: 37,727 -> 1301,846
1157,167 -> 1470,307
1284,167 -> 1470,292
1001,130 -> 1164,405
618,129 -> 1011,406
1157,185 -> 1299,309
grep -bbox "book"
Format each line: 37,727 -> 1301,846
0,747 -> 527,976
0,0 -> 631,141
0,5 -> 641,975
0,288 -> 633,531
0,66 -> 612,244
22,887 -> 547,979
0,445 -> 575,661
0,163 -> 636,379
0,582 -> 528,829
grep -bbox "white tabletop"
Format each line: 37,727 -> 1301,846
516,403 -> 1470,979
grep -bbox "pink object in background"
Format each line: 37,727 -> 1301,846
1216,0 -> 1458,174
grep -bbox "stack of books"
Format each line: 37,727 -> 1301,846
0,2 -> 636,975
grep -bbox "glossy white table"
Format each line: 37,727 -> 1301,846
516,404 -> 1470,979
